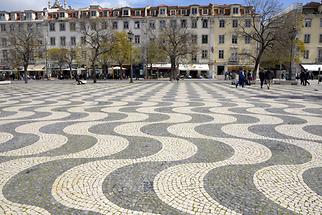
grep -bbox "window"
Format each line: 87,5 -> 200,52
60,36 -> 66,46
192,35 -> 198,44
203,9 -> 208,15
232,7 -> 239,14
9,24 -> 14,32
101,22 -> 108,29
192,19 -> 197,28
2,50 -> 8,61
1,38 -> 7,47
320,18 -> 322,27
232,35 -> 238,44
91,23 -> 96,30
91,11 -> 96,17
230,52 -> 238,62
219,19 -> 225,28
49,23 -> 55,31
59,12 -> 65,18
202,35 -> 208,44
202,50 -> 208,59
160,20 -> 166,28
305,19 -> 312,28
160,8 -> 166,15
135,35 -> 140,44
50,37 -> 55,46
319,49 -> 322,59
245,19 -> 251,27
191,8 -> 198,15
245,35 -> 251,44
192,54 -> 197,62
71,36 -> 76,46
113,11 -> 120,16
149,21 -> 155,29
303,50 -> 309,59
135,10 -> 141,16
80,22 -> 86,31
320,34 -> 322,43
59,23 -> 65,31
170,10 -> 176,16
152,10 -> 157,16
181,19 -> 187,28
134,21 -> 140,29
113,21 -> 118,29
170,20 -> 177,28
202,19 -> 208,28
219,35 -> 225,44
304,34 -> 311,43
70,22 -> 76,31
81,36 -> 86,45
232,19 -> 238,28
123,21 -> 129,29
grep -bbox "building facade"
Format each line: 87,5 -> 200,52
0,0 -> 257,79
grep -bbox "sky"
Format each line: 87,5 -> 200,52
0,0 -> 318,11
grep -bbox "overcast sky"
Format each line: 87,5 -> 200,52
0,0 -> 316,11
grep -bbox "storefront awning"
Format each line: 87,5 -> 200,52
152,64 -> 209,71
27,64 -> 45,71
301,64 -> 322,71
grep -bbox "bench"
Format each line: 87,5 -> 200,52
0,81 -> 11,85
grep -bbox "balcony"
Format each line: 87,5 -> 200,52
316,57 -> 322,63
228,57 -> 239,64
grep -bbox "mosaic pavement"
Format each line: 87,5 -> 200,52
0,80 -> 322,215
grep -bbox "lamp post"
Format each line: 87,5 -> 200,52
289,27 -> 297,80
127,31 -> 134,83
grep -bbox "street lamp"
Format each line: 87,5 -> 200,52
127,31 -> 134,83
289,27 -> 297,80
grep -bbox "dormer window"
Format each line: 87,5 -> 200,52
191,8 -> 198,15
159,8 -> 166,15
123,9 -> 129,16
26,13 -> 32,20
245,8 -> 250,14
170,10 -> 176,16
135,10 -> 141,16
233,7 -> 239,14
91,11 -> 97,17
103,11 -> 109,17
181,9 -> 188,15
152,10 -> 157,16
59,12 -> 65,18
203,9 -> 208,15
113,11 -> 120,16
219,9 -> 224,15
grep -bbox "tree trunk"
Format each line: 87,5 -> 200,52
23,64 -> 28,84
170,58 -> 176,81
69,64 -> 73,80
92,63 -> 97,83
253,49 -> 264,79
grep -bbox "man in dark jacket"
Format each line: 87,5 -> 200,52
259,70 -> 265,88
265,70 -> 273,90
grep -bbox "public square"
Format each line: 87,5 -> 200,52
0,80 -> 321,214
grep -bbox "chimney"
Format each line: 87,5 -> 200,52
64,0 -> 67,9
48,0 -> 51,8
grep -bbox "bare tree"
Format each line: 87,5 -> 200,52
80,19 -> 114,83
66,48 -> 77,79
145,40 -> 167,79
7,22 -> 44,83
155,24 -> 198,81
48,48 -> 68,78
238,0 -> 285,77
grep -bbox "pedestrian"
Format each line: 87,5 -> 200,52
259,70 -> 265,89
236,69 -> 245,88
265,70 -> 273,90
300,71 -> 305,85
247,71 -> 252,85
304,70 -> 310,86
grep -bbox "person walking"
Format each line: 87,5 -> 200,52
259,70 -> 265,89
265,70 -> 273,90
236,69 -> 245,88
300,71 -> 305,85
304,70 -> 310,86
